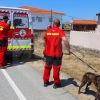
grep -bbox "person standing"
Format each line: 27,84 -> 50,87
0,16 -> 10,68
43,19 -> 72,89
47,25 -> 52,30
43,25 -> 52,59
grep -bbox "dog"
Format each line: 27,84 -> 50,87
78,72 -> 100,100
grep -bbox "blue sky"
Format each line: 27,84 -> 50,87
1,0 -> 100,22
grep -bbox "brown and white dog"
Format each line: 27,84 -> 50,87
78,72 -> 100,100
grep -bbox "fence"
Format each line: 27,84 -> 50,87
70,31 -> 100,57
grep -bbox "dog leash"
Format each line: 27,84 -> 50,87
71,52 -> 97,72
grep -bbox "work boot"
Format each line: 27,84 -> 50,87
44,81 -> 49,87
53,83 -> 61,89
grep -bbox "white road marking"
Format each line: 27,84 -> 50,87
1,69 -> 26,100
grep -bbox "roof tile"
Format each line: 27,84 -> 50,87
72,20 -> 97,25
20,6 -> 65,15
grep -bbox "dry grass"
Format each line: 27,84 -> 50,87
34,36 -> 100,82
62,50 -> 100,81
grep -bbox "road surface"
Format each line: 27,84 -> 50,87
0,59 -> 78,100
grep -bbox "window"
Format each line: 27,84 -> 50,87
49,17 -> 53,22
13,13 -> 29,28
75,25 -> 78,28
32,17 -> 35,22
88,25 -> 91,28
82,25 -> 84,30
38,17 -> 42,22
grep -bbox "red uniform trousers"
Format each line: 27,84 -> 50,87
43,64 -> 61,84
43,56 -> 62,84
0,46 -> 7,66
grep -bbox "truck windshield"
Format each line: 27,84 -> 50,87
13,13 -> 29,28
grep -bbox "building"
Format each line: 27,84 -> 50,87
20,6 -> 65,30
62,22 -> 71,30
70,13 -> 100,52
71,20 -> 97,31
96,13 -> 100,32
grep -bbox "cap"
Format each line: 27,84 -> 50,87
3,15 -> 9,20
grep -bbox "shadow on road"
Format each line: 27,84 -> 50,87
60,78 -> 79,87
82,88 -> 100,99
47,78 -> 79,88
5,54 -> 44,68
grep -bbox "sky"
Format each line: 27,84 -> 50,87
1,0 -> 100,22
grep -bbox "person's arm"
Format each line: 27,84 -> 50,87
43,38 -> 46,47
43,32 -> 46,47
60,30 -> 72,54
8,25 -> 14,34
62,36 -> 72,54
43,33 -> 46,56
8,28 -> 14,34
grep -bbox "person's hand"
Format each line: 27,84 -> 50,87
43,49 -> 46,57
68,49 -> 72,55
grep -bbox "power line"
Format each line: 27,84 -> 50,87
65,14 -> 86,20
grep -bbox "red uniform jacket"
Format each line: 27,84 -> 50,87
0,21 -> 10,40
44,27 -> 66,57
0,21 -> 10,47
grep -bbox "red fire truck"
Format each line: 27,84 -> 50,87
0,6 -> 34,59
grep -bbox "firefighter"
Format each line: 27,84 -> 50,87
0,16 -> 10,68
43,25 -> 52,60
43,19 -> 72,89
47,25 -> 52,30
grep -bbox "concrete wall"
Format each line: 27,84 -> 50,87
70,31 -> 100,50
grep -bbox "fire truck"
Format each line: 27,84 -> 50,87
0,6 -> 34,59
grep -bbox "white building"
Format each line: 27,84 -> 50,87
20,6 -> 65,30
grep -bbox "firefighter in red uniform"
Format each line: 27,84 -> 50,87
43,19 -> 72,89
47,25 -> 52,30
0,16 -> 10,68
43,25 -> 52,59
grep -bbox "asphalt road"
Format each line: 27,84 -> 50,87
0,58 -> 78,100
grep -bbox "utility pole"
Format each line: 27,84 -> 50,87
50,9 -> 52,26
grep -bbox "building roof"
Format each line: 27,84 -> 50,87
0,6 -> 29,11
20,6 -> 65,15
72,20 -> 97,25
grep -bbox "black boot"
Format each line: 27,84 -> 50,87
44,81 -> 49,87
53,83 -> 61,89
